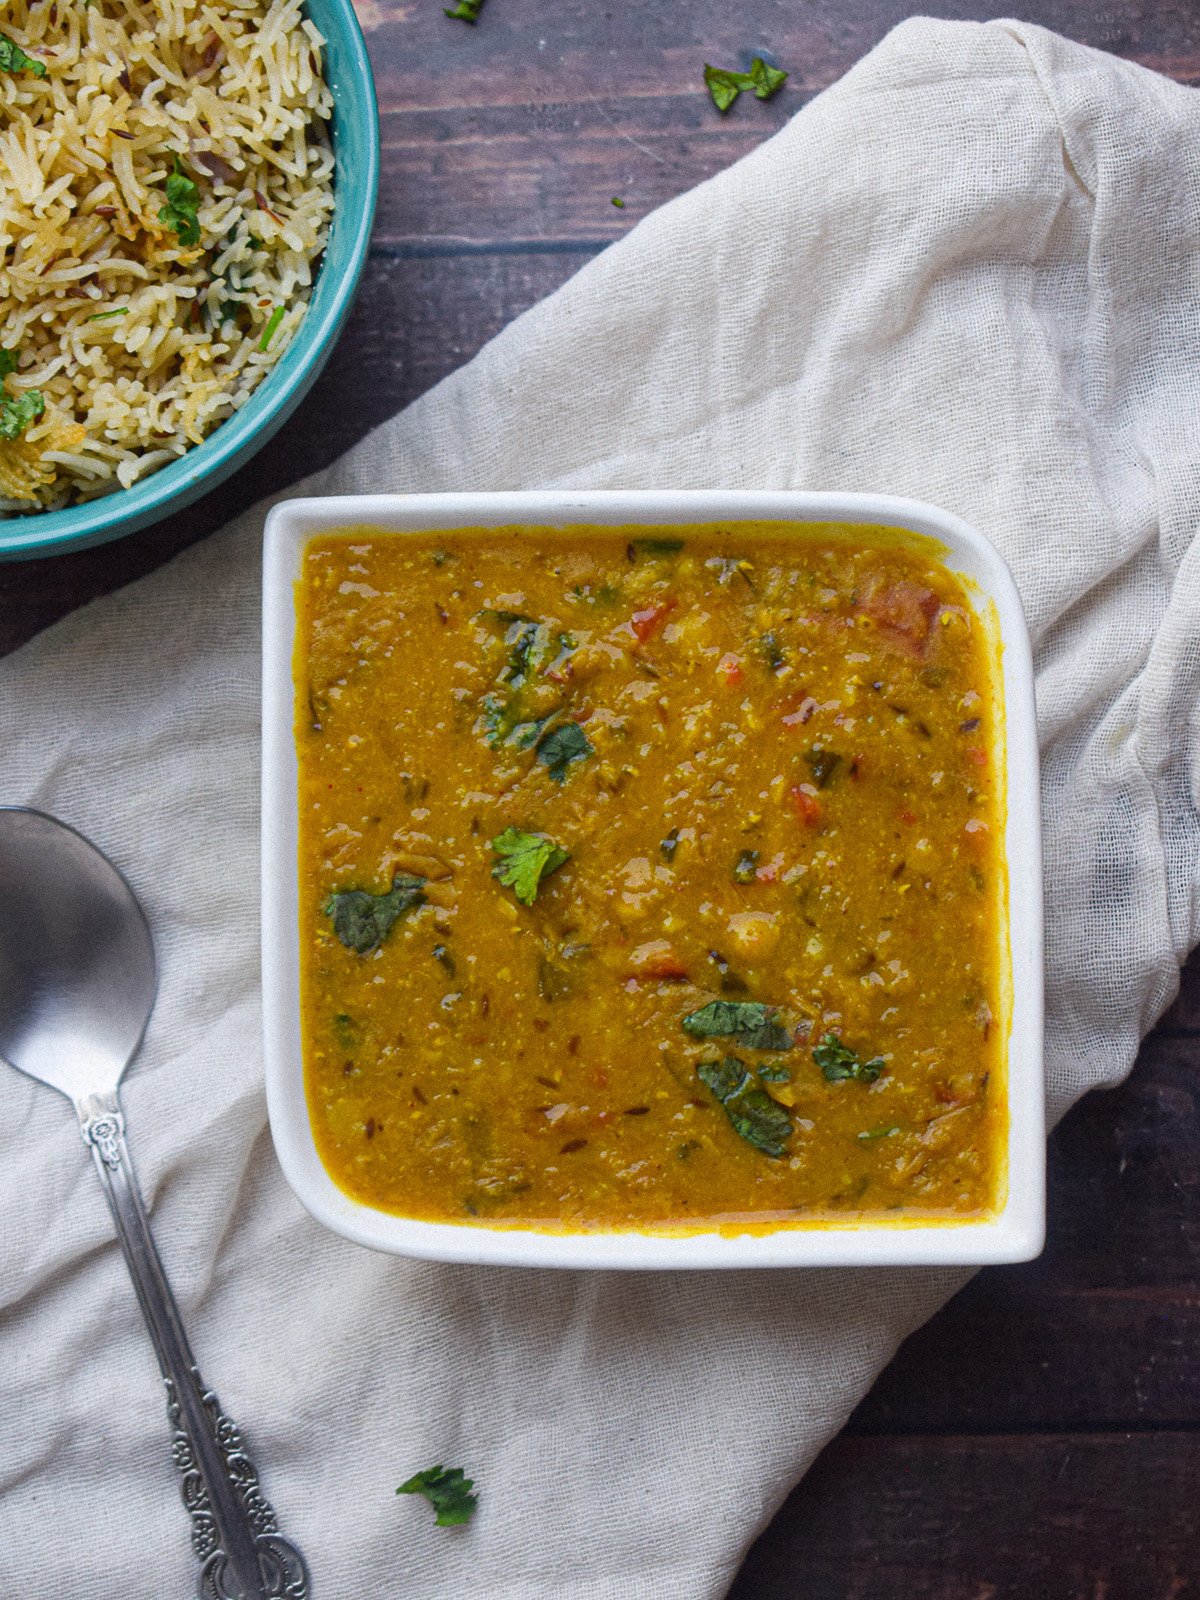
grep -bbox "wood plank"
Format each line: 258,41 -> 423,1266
850,1029 -> 1200,1434
359,0 -> 1200,249
728,1431 -> 1200,1599
0,248 -> 596,655
1157,945 -> 1200,1033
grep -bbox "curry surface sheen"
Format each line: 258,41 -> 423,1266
295,524 -> 1007,1232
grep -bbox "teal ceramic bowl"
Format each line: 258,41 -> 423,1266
0,0 -> 378,561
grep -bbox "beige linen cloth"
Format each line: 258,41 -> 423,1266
3,16 -> 1200,1597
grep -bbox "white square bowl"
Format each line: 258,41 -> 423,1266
262,490 -> 1044,1269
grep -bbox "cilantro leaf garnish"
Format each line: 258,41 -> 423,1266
324,873 -> 426,953
703,65 -> 746,113
157,157 -> 201,247
536,721 -> 593,784
445,0 -> 486,19
814,1033 -> 885,1083
748,56 -> 789,99
490,827 -> 569,906
698,1055 -> 792,1157
682,1000 -> 793,1051
86,307 -> 129,322
704,57 -> 788,113
396,1464 -> 477,1527
0,350 -> 17,380
0,33 -> 47,75
0,388 -> 44,441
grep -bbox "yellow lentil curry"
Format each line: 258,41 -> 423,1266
295,524 -> 1008,1233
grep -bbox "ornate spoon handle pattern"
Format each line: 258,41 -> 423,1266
79,1091 -> 310,1600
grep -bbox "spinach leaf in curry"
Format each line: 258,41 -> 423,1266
324,874 -> 426,954
698,1055 -> 792,1157
682,1000 -> 794,1052
813,1032 -> 885,1084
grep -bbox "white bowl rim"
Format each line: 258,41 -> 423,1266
261,489 -> 1045,1269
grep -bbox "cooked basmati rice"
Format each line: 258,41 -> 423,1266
0,0 -> 334,513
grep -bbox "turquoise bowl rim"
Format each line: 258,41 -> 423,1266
0,0 -> 379,561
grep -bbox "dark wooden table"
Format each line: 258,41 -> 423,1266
4,4 -> 1198,1594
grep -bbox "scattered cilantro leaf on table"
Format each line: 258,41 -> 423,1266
682,999 -> 793,1052
397,1464 -> 477,1527
445,0 -> 486,20
491,827 -> 569,906
0,33 -> 46,75
157,157 -> 201,247
324,874 -> 426,953
704,57 -> 788,113
537,721 -> 593,784
814,1032 -> 885,1083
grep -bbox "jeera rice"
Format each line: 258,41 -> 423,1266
0,0 -> 334,512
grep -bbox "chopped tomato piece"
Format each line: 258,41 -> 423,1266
630,598 -> 677,643
859,579 -> 941,658
898,808 -> 917,825
967,745 -> 987,768
717,652 -> 744,686
625,939 -> 690,983
789,784 -> 822,825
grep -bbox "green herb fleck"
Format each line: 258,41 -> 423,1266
858,1125 -> 900,1141
698,1055 -> 791,1156
259,305 -> 286,351
628,536 -> 685,559
324,874 -> 426,954
0,33 -> 47,75
757,631 -> 785,672
611,196 -> 625,208
444,0 -> 486,19
0,351 -> 17,381
660,827 -> 680,863
805,747 -> 842,788
757,1062 -> 791,1083
814,1033 -> 885,1084
491,827 -> 569,906
157,157 -> 201,247
733,849 -> 759,884
704,56 -> 788,113
682,1000 -> 793,1052
396,1464 -> 477,1527
0,387 -> 44,441
536,721 -> 593,784
86,307 -> 129,322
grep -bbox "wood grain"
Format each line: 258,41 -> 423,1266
3,3 -> 1198,1594
729,1432 -> 1200,1598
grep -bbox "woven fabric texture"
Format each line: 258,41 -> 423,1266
2,18 -> 1198,1597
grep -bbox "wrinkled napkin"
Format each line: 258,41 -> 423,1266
3,17 -> 1199,1598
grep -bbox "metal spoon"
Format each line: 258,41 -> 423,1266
0,806 -> 309,1600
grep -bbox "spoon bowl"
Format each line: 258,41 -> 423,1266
0,807 -> 155,1100
0,806 -> 308,1600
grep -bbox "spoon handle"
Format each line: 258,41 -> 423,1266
77,1092 -> 310,1600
